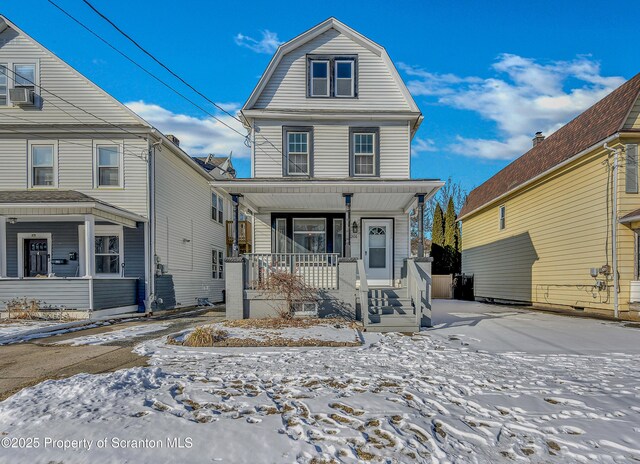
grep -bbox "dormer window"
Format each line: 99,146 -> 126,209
310,60 -> 329,97
308,55 -> 357,98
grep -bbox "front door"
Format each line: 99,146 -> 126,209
362,219 -> 393,286
24,239 -> 49,277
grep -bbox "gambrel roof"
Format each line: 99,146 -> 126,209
242,17 -> 420,114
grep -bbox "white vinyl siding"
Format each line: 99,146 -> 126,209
253,120 -> 409,178
254,28 -> 411,111
154,144 -> 228,305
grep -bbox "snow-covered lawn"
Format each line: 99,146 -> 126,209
0,302 -> 639,463
55,323 -> 170,346
0,320 -> 62,338
0,319 -> 97,345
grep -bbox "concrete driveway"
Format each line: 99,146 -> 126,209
428,299 -> 640,354
0,309 -> 223,401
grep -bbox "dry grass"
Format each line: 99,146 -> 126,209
223,317 -> 356,330
169,327 -> 229,347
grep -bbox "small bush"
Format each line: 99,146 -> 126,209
5,298 -> 40,320
256,270 -> 319,318
182,326 -> 228,347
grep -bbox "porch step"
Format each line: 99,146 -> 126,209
369,305 -> 413,315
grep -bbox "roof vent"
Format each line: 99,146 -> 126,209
532,131 -> 545,147
166,134 -> 180,147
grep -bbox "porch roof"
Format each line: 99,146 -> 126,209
214,178 -> 443,213
0,190 -> 147,228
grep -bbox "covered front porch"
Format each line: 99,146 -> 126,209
0,191 -> 147,318
217,178 -> 442,331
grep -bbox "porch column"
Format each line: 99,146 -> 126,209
0,216 -> 6,278
84,214 -> 95,277
343,194 -> 353,258
231,194 -> 241,257
417,194 -> 425,258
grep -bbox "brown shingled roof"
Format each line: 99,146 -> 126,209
460,73 -> 640,218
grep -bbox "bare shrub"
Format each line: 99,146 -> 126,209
181,326 -> 228,347
5,298 -> 40,320
256,269 -> 318,319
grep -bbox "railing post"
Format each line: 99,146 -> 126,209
414,256 -> 433,327
231,194 -> 241,257
416,194 -> 425,258
343,193 -> 353,258
225,256 -> 246,320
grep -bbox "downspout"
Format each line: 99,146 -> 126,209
146,139 -> 160,313
604,143 -> 620,318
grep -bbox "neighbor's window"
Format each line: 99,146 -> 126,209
293,218 -> 326,253
353,131 -> 376,176
95,234 -> 120,274
333,218 -> 344,256
309,60 -> 329,97
0,64 -> 7,105
14,64 -> 36,89
212,192 -> 224,223
334,60 -> 354,97
499,205 -> 506,230
96,145 -> 121,187
31,144 -> 55,187
212,249 -> 224,279
286,131 -> 310,175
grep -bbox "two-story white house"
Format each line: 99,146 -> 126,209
218,18 -> 442,331
0,15 -> 232,318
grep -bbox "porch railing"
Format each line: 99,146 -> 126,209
245,253 -> 339,290
226,220 -> 252,245
407,259 -> 423,328
357,259 -> 368,329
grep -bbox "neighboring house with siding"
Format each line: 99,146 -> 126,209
459,73 -> 640,321
0,15 -> 231,317
217,18 -> 442,331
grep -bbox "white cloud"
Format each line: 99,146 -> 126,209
412,137 -> 437,155
234,30 -> 282,54
401,55 -> 625,160
126,101 -> 249,158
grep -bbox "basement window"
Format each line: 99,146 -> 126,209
499,205 -> 506,230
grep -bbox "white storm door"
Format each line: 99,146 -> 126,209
362,219 -> 393,286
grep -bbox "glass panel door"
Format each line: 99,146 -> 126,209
368,226 -> 386,268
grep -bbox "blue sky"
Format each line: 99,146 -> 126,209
4,0 -> 640,192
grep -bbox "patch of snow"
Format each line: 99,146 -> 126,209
55,323 -> 170,346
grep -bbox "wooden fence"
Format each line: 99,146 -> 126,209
432,274 -> 453,299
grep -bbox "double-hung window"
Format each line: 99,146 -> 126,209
95,233 -> 121,275
309,60 -> 329,97
212,249 -> 224,279
95,144 -> 122,187
334,60 -> 354,97
284,128 -> 312,176
350,128 -> 378,176
212,192 -> 224,223
0,64 -> 7,106
293,219 -> 326,253
29,142 -> 57,187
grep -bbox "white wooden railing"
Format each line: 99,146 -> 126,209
407,259 -> 424,327
357,259 -> 369,329
245,253 -> 339,290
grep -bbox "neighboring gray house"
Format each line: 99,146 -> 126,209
0,15 -> 232,318
220,18 -> 442,331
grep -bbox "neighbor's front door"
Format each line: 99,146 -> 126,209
362,219 -> 393,286
24,239 -> 49,277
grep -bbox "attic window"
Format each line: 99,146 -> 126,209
308,56 -> 357,98
14,64 -> 36,89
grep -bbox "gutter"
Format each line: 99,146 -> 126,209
459,133 -> 620,221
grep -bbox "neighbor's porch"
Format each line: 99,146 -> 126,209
0,191 -> 147,318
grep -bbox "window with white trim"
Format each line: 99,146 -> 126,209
353,132 -> 375,176
309,60 -> 329,97
0,64 -> 7,106
212,192 -> 224,223
95,144 -> 121,187
293,218 -> 326,253
14,64 -> 36,90
95,233 -> 121,275
335,60 -> 354,97
30,143 -> 56,187
286,131 -> 310,175
499,205 -> 506,230
212,248 -> 224,279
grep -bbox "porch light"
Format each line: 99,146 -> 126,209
351,221 -> 358,235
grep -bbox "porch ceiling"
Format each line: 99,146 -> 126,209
214,178 -> 443,213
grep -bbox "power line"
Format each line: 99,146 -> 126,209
80,0 -> 244,125
47,0 -> 248,141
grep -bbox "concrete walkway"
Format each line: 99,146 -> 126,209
427,299 -> 640,354
0,309 -> 223,401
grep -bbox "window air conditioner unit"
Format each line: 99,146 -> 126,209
9,87 -> 34,105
